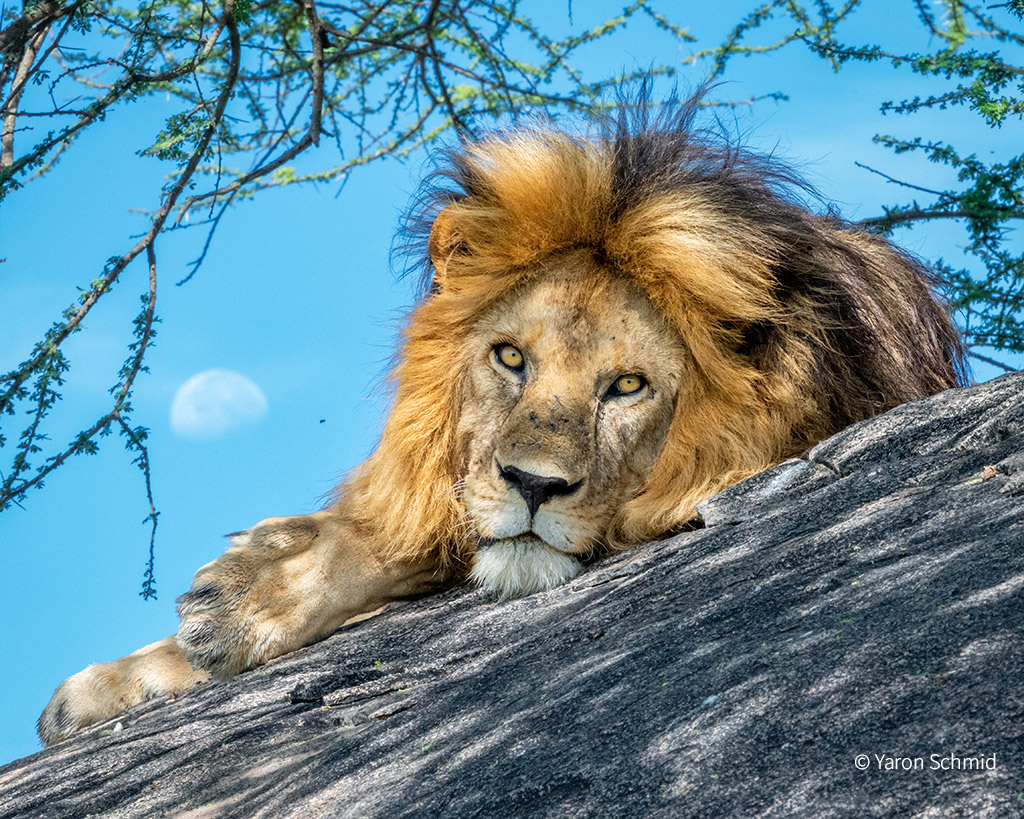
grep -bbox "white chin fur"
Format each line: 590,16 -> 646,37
470,538 -> 581,600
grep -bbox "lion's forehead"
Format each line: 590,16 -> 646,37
476,251 -> 685,378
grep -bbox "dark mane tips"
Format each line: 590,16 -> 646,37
395,84 -> 967,420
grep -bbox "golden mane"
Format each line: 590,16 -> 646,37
335,97 -> 966,575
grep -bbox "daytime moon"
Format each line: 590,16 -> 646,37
170,369 -> 268,439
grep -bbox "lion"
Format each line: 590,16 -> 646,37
37,96 -> 965,746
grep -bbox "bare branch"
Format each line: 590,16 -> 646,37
302,0 -> 325,145
853,162 -> 948,197
855,208 -> 1024,229
2,26 -> 47,166
0,0 -> 69,54
968,350 -> 1018,373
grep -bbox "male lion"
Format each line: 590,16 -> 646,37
38,98 -> 965,746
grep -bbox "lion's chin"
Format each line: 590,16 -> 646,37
470,536 -> 581,600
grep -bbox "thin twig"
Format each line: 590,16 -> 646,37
854,161 -> 948,197
968,350 -> 1018,373
856,208 -> 1001,229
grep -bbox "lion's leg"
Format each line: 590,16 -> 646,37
39,511 -> 446,746
38,636 -> 208,746
175,510 -> 448,680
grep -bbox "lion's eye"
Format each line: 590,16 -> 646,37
607,374 -> 647,398
495,343 -> 524,371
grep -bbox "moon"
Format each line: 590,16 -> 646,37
170,369 -> 268,439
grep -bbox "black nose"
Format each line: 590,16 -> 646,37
498,463 -> 581,518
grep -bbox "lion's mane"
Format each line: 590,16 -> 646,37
336,95 -> 966,575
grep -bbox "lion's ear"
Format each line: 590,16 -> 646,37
428,206 -> 460,280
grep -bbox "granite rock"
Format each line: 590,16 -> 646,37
2,372 -> 1023,818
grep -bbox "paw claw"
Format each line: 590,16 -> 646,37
176,566 -> 263,680
37,692 -> 75,747
176,582 -> 225,611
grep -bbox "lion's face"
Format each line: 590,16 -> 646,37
454,250 -> 687,597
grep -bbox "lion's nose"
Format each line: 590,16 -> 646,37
498,463 -> 582,518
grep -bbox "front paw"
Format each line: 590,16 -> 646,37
176,541 -> 263,679
176,519 -> 317,679
38,664 -> 128,747
38,637 -> 208,746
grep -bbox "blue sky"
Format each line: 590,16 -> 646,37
2,1 -> 1021,764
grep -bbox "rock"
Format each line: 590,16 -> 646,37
1,372 -> 1022,818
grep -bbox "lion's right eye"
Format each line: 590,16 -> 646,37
494,343 -> 524,372
605,373 -> 648,399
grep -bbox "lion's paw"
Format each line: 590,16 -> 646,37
38,665 -> 122,747
37,636 -> 207,747
176,552 -> 263,679
176,524 -> 309,679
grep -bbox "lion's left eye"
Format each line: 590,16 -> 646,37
606,374 -> 647,398
494,343 -> 524,371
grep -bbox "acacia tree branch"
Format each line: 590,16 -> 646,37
173,0 -> 332,220
1,230 -> 162,506
120,242 -> 161,600
422,0 -> 469,137
174,125 -> 315,219
172,4 -> 592,220
449,2 -> 515,110
968,350 -> 1018,373
302,0 -> 324,145
0,3 -> 241,506
854,208 -> 1024,229
0,10 -> 229,193
1,1 -> 80,117
0,0 -> 68,54
1,27 -> 47,166
853,161 -> 948,197
0,7 -> 239,406
117,414 -> 160,598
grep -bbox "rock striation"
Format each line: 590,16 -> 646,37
2,371 -> 1023,818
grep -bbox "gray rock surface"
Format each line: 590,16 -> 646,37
2,371 -> 1023,818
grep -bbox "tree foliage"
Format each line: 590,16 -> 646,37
1,0 -> 1022,595
692,0 -> 1024,365
0,0 -> 673,595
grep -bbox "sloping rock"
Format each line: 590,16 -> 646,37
2,372 -> 1023,818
